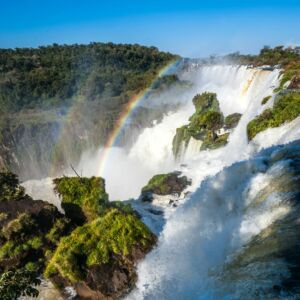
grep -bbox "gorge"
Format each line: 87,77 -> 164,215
0,44 -> 300,299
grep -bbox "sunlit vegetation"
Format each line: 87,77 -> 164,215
141,172 -> 190,196
0,172 -> 156,298
0,172 -> 73,298
0,43 -> 177,112
53,176 -> 109,222
45,208 -> 155,282
227,46 -> 300,91
261,95 -> 272,105
172,92 -> 240,156
247,92 -> 300,140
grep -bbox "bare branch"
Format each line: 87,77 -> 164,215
70,164 -> 81,178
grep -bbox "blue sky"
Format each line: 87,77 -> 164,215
1,0 -> 300,57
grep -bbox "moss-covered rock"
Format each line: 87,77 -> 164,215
189,110 -> 224,133
224,113 -> 242,129
141,172 -> 191,201
261,95 -> 272,105
0,172 -> 72,298
201,132 -> 230,150
192,92 -> 220,112
172,125 -> 191,159
172,92 -> 231,158
53,176 -> 109,224
0,173 -> 157,299
247,91 -> 300,140
45,208 -> 156,298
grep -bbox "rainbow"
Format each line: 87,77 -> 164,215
98,59 -> 180,176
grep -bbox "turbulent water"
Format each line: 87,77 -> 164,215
22,63 -> 300,299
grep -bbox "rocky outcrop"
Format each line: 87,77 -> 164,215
0,173 -> 156,299
46,209 -> 156,300
172,93 -> 241,157
140,172 -> 191,202
224,113 -> 242,129
247,91 -> 300,140
0,172 -> 71,274
44,177 -> 156,300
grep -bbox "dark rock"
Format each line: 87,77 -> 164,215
139,192 -> 154,202
147,208 -> 164,215
140,172 -> 191,202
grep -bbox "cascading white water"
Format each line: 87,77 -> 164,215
21,63 -> 300,300
128,140 -> 300,299
120,65 -> 300,299
124,65 -> 280,192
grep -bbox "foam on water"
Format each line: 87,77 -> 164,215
21,63 -> 300,299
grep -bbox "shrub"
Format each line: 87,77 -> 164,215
0,268 -> 41,300
53,176 -> 109,222
192,92 -> 220,112
261,95 -> 272,105
247,92 -> 300,140
0,173 -> 26,202
224,113 -> 242,129
45,209 -> 155,282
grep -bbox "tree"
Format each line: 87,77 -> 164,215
0,269 -> 41,300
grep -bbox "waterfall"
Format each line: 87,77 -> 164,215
121,64 -> 300,299
128,140 -> 300,299
21,63 -> 300,299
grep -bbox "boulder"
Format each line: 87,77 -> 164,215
140,172 -> 191,201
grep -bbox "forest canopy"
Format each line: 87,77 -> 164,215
0,42 -> 178,112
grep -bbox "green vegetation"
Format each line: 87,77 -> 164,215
172,92 -> 239,157
45,208 -> 154,282
227,46 -> 300,92
152,74 -> 180,90
141,172 -> 191,196
0,43 -> 178,178
192,92 -> 220,112
0,172 -> 156,298
224,113 -> 242,129
201,132 -> 230,150
46,218 -> 71,245
172,92 -> 222,157
261,95 -> 272,105
2,213 -> 36,240
247,92 -> 300,140
53,176 -> 109,222
142,174 -> 171,195
0,43 -> 177,112
0,237 -> 43,260
0,268 -> 41,300
0,172 -> 27,202
227,45 -> 300,68
0,172 -> 74,299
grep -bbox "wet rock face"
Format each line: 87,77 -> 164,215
140,172 -> 191,201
